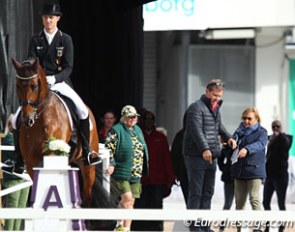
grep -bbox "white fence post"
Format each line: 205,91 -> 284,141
99,143 -> 110,193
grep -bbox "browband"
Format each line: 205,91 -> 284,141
16,73 -> 38,80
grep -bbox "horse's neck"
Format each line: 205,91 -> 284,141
39,76 -> 50,100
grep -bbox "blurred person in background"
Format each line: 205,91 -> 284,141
263,120 -> 293,232
98,110 -> 116,144
132,110 -> 175,231
171,112 -> 189,206
218,142 -> 234,232
137,107 -> 147,129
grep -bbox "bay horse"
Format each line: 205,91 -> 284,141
11,57 -> 99,208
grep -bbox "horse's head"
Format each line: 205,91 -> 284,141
12,57 -> 48,127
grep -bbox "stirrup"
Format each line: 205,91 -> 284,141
86,151 -> 102,166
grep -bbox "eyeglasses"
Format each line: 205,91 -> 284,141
272,125 -> 280,129
242,117 -> 253,121
207,81 -> 225,89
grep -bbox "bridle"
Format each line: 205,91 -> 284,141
16,72 -> 47,127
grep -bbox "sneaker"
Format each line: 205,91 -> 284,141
114,225 -> 125,231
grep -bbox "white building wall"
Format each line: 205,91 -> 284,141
157,46 -> 183,144
146,28 -> 292,144
143,32 -> 157,114
255,27 -> 289,134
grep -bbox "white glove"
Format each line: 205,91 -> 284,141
46,75 -> 56,85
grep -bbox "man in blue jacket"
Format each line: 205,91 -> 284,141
183,79 -> 236,232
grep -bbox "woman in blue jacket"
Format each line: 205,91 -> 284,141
231,107 -> 268,214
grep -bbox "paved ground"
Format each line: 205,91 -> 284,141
162,169 -> 295,232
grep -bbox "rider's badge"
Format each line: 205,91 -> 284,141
56,47 -> 64,57
58,66 -> 63,71
55,58 -> 61,65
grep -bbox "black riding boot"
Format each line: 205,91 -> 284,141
13,129 -> 24,174
79,117 -> 101,166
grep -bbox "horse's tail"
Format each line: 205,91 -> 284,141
87,164 -> 118,230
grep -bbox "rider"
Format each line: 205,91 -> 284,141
12,2 -> 100,168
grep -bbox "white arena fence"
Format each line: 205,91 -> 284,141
1,144 -> 295,232
0,208 -> 295,231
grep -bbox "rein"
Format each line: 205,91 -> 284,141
19,100 -> 38,108
23,98 -> 49,128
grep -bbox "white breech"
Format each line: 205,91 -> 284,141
50,82 -> 89,120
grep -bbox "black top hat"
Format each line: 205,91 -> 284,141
41,3 -> 62,16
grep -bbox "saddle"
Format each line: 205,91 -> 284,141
53,91 -> 80,159
54,91 -> 79,126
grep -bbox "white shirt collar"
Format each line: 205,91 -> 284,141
43,28 -> 58,45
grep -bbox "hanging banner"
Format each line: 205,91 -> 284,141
143,0 -> 207,31
143,0 -> 295,31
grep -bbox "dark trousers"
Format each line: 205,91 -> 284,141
220,182 -> 234,231
131,185 -> 164,231
263,175 -> 289,210
223,182 -> 234,210
184,156 -> 216,209
179,175 -> 189,207
263,175 -> 289,232
184,156 -> 216,231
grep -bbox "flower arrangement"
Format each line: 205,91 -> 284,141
43,137 -> 71,156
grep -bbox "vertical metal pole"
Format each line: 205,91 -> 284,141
0,133 -> 6,228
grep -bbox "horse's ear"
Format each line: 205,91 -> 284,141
11,57 -> 22,71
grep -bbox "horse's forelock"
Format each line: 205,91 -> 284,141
16,67 -> 37,79
16,59 -> 39,79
